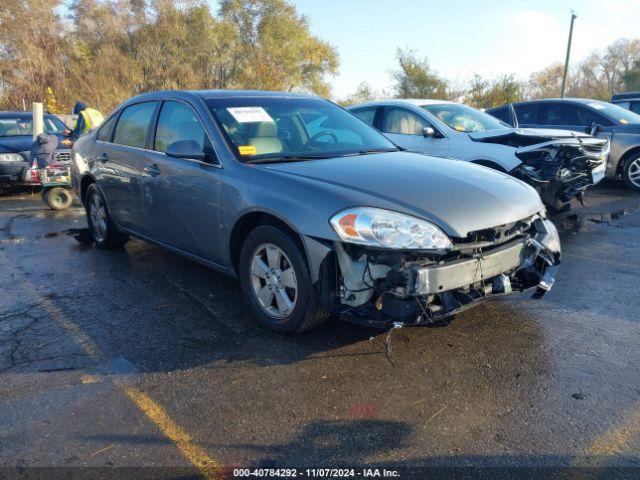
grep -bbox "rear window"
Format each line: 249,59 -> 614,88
488,106 -> 511,125
113,102 -> 158,148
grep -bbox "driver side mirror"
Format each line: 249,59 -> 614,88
166,140 -> 206,161
422,127 -> 436,138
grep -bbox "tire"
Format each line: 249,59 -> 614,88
43,187 -> 73,210
621,153 -> 640,191
239,225 -> 329,333
85,183 -> 129,249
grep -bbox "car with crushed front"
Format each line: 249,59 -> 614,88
488,98 -> 640,192
71,90 -> 561,333
349,99 -> 610,211
0,111 -> 74,185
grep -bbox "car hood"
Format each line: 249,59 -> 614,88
262,152 -> 544,238
468,127 -> 592,142
0,135 -> 33,154
0,134 -> 71,154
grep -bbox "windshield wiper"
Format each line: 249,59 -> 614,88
245,154 -> 333,164
358,147 -> 404,154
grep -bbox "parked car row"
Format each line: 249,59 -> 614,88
71,90 -> 561,333
348,99 -> 609,211
487,98 -> 640,191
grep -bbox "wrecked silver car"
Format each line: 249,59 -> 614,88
72,90 -> 560,333
349,100 -> 609,211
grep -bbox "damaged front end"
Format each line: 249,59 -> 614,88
318,213 -> 561,329
473,131 -> 609,210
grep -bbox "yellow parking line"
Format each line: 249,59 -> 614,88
11,271 -> 223,479
584,402 -> 640,457
38,296 -> 104,362
123,387 -> 222,479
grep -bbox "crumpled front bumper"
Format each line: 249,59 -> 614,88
330,217 -> 561,328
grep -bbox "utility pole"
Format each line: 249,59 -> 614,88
561,11 -> 577,98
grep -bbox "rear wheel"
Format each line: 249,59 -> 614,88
85,184 -> 129,249
622,153 -> 640,191
43,187 -> 73,210
239,225 -> 329,333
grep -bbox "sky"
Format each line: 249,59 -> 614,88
270,0 -> 640,99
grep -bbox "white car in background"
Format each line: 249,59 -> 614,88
348,99 -> 609,211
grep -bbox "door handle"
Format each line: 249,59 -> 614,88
144,164 -> 161,176
96,153 -> 109,163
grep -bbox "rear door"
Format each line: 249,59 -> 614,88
379,106 -> 450,156
141,100 -> 222,261
95,101 -> 159,232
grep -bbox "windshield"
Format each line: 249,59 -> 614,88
206,97 -> 397,162
423,103 -> 509,132
584,100 -> 640,125
0,115 -> 67,137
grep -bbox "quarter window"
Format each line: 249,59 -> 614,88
113,102 -> 158,149
382,107 -> 429,135
96,114 -> 117,142
154,101 -> 207,153
351,107 -> 377,126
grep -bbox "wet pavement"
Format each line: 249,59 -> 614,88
0,181 -> 639,479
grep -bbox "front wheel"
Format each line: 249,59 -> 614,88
239,225 -> 329,333
622,153 -> 640,191
85,184 -> 129,249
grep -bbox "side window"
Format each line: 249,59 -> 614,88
513,104 -> 539,124
382,107 -> 429,135
630,102 -> 640,115
113,102 -> 158,148
351,107 -> 377,126
579,107 -> 612,127
96,114 -> 117,142
154,101 -> 208,153
540,103 -> 581,125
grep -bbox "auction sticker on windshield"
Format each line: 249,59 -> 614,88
227,107 -> 274,123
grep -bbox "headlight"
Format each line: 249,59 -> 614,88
330,207 -> 453,250
0,153 -> 23,162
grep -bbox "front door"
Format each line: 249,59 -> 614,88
141,100 -> 223,261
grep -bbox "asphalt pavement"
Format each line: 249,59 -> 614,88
0,180 -> 639,479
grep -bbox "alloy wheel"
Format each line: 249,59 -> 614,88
249,243 -> 298,319
628,158 -> 640,188
89,194 -> 108,242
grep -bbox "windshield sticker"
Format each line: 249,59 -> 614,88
588,103 -> 606,110
453,124 -> 465,131
620,118 -> 629,125
238,145 -> 257,156
227,107 -> 274,123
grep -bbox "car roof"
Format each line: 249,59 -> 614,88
611,92 -> 640,101
351,99 -> 456,109
514,98 -> 610,106
123,89 -> 318,105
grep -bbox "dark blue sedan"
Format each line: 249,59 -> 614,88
0,112 -> 72,184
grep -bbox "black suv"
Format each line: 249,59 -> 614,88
488,98 -> 640,191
